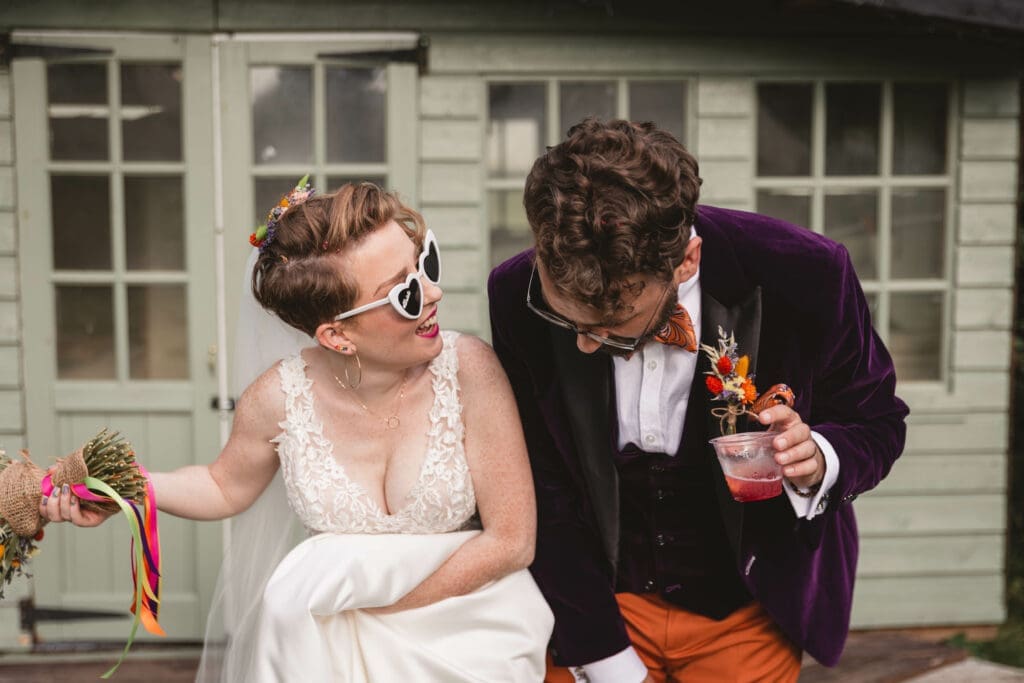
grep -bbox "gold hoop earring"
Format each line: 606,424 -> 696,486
344,352 -> 362,389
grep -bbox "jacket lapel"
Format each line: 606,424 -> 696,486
550,327 -> 620,571
701,286 -> 763,557
696,208 -> 765,559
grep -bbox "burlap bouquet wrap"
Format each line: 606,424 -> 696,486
0,450 -> 89,537
0,430 -> 162,678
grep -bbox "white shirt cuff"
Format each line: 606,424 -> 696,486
577,646 -> 648,683
783,430 -> 839,520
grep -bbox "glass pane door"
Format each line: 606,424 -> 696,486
13,33 -> 220,644
219,40 -> 418,366
249,59 -> 395,228
47,59 -> 189,381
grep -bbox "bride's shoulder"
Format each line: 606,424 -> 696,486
235,357 -> 294,423
451,333 -> 507,395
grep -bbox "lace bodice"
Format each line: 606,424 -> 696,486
273,330 -> 478,534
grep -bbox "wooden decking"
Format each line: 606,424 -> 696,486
0,629 -> 1020,682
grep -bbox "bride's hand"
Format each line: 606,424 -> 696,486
39,485 -> 116,528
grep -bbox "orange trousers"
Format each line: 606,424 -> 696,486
545,594 -> 801,683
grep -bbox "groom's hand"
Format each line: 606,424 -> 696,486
758,404 -> 825,491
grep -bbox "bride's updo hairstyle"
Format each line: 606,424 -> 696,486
253,182 -> 427,336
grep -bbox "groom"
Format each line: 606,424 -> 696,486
488,118 -> 909,682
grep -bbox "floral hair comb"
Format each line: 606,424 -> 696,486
249,174 -> 316,251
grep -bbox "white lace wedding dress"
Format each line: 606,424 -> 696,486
248,331 -> 553,682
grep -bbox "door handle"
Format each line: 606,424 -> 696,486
210,396 -> 236,411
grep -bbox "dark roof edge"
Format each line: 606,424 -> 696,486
833,0 -> 1024,32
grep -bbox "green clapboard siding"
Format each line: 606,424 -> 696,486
855,493 -> 1005,535
858,535 -> 1004,577
852,575 -> 1005,627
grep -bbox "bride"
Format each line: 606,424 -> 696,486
40,180 -> 554,682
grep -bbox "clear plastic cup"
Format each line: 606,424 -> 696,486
708,431 -> 783,502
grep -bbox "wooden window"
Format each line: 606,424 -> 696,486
485,78 -> 690,269
47,60 -> 189,380
249,63 -> 390,228
755,80 -> 954,382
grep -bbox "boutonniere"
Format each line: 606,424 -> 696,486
701,326 -> 794,435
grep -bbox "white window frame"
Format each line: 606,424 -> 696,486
753,78 -> 958,387
483,75 -> 696,269
241,41 -> 418,223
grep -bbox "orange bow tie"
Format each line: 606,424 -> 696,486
654,304 -> 697,352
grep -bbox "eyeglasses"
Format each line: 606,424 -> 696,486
525,261 -> 668,352
335,229 -> 441,321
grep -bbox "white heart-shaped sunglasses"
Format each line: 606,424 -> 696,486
334,229 -> 441,321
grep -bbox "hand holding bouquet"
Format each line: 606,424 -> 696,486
0,429 -> 162,678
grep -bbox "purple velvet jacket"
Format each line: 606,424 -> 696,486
487,205 -> 909,668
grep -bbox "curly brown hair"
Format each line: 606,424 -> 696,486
252,182 -> 426,336
523,118 -> 701,317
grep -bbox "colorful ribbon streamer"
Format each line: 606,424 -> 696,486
40,465 -> 162,678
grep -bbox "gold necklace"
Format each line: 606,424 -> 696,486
333,371 -> 408,430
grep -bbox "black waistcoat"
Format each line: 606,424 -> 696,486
612,377 -> 752,620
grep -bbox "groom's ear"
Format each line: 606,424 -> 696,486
674,235 -> 702,285
314,321 -> 355,354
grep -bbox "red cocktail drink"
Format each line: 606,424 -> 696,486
723,473 -> 783,502
709,431 -> 783,503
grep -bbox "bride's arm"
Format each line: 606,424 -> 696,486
43,366 -> 283,525
372,334 -> 536,613
151,369 -> 283,520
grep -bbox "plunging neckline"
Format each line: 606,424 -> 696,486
298,353 -> 441,520
273,329 -> 476,536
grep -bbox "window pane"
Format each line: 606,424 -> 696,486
128,285 -> 189,379
125,176 -> 185,270
56,286 -> 114,379
51,174 -> 111,270
489,189 -> 531,269
48,63 -> 107,105
251,67 -> 312,165
825,83 -> 881,176
628,81 -> 687,144
488,83 -> 546,178
559,82 -> 616,137
756,83 -> 812,177
325,67 -> 386,163
824,190 -> 878,279
756,189 -> 811,229
891,188 -> 945,279
893,83 -> 948,175
890,292 -> 942,381
121,63 -> 182,162
253,177 -> 298,232
48,63 -> 108,161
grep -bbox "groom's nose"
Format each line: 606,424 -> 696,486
576,333 -> 602,354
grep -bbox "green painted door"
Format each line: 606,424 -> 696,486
11,34 -> 221,642
8,32 -> 419,645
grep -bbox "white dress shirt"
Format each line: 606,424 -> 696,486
577,266 -> 840,683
